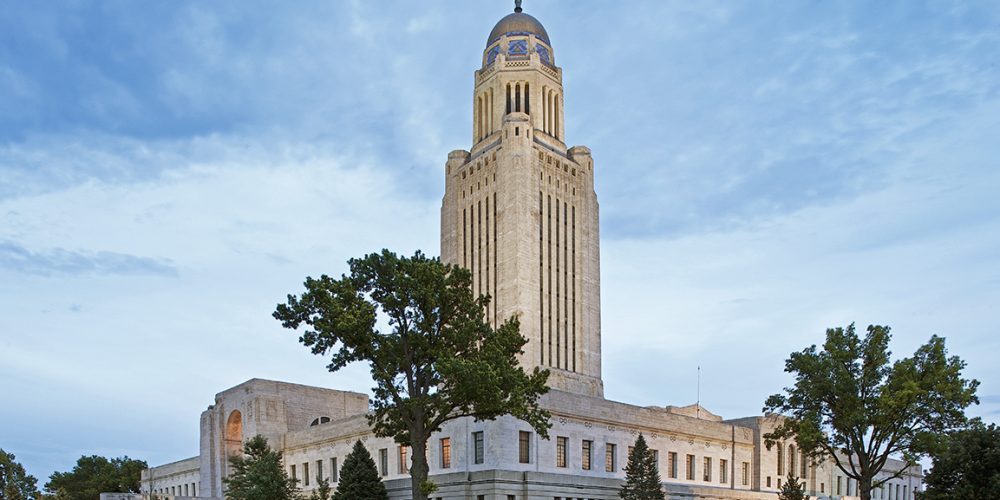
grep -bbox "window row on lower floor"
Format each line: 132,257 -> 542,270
290,431 -> 752,488
151,481 -> 196,497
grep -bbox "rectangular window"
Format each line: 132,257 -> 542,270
473,431 -> 485,464
703,457 -> 712,482
582,440 -> 592,470
668,452 -> 677,479
519,431 -> 531,464
291,464 -> 297,481
399,445 -> 409,474
628,446 -> 634,459
720,458 -> 728,483
652,449 -> 659,470
440,438 -> 451,468
606,443 -> 616,472
331,458 -> 338,483
686,454 -> 695,480
556,436 -> 567,468
379,448 -> 388,477
837,476 -> 842,495
317,460 -> 323,481
777,446 -> 784,476
742,462 -> 750,486
303,462 -> 310,486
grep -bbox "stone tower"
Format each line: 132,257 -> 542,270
441,3 -> 603,397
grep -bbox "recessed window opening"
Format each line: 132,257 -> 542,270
309,416 -> 331,426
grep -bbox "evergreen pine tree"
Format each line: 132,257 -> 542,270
308,476 -> 332,500
222,435 -> 300,500
332,441 -> 388,500
620,434 -> 664,500
778,470 -> 806,500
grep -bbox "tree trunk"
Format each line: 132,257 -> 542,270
859,476 -> 873,500
409,437 -> 429,500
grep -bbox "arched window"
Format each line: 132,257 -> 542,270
310,416 -> 332,426
789,445 -> 796,477
225,410 -> 243,459
515,83 -> 521,112
777,444 -> 784,476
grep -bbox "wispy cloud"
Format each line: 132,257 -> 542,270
0,241 -> 177,277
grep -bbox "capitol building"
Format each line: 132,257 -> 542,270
135,4 -> 922,500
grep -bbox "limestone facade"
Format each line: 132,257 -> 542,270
440,17 -> 603,396
139,5 -> 923,500
142,379 -> 920,499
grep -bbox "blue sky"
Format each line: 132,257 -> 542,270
2,0 -> 999,483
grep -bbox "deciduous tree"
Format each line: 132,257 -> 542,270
921,420 -> 1000,499
764,323 -> 978,500
332,441 -> 386,500
0,449 -> 41,500
619,434 -> 664,500
274,250 -> 551,500
222,435 -> 299,500
45,455 -> 146,500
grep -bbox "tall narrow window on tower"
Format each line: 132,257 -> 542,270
515,83 -> 521,112
555,196 -> 560,368
571,204 -> 576,372
485,195 -> 490,318
554,97 -> 559,139
539,190 -> 545,366
563,200 -> 568,369
525,83 -> 530,114
542,85 -> 549,134
548,193 -> 554,366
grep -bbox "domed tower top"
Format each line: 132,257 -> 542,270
481,0 -> 555,69
487,0 -> 550,46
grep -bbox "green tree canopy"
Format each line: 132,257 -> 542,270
764,323 -> 979,500
308,475 -> 332,500
274,249 -> 551,500
619,434 -> 664,500
1,449 -> 41,500
222,435 -> 299,500
44,455 -> 146,500
921,420 -> 1000,499
778,470 -> 806,500
332,441 -> 387,500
